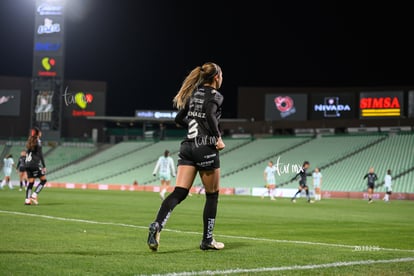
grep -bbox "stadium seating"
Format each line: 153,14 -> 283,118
71,138 -> 252,185
319,132 -> 414,192
10,132 -> 411,194
221,134 -> 386,188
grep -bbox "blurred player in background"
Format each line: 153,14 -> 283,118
1,154 -> 14,190
16,150 -> 28,191
363,167 -> 378,204
383,169 -> 392,202
262,161 -> 276,200
153,150 -> 176,200
147,62 -> 225,251
290,161 -> 313,203
24,127 -> 47,205
312,167 -> 322,201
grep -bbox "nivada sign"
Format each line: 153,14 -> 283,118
359,92 -> 403,118
310,94 -> 354,119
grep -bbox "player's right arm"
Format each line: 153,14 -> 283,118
153,158 -> 161,176
290,172 -> 300,182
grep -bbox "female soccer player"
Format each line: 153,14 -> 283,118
1,154 -> 14,189
262,161 -> 276,200
383,169 -> 392,202
147,62 -> 225,251
363,167 -> 378,204
16,150 -> 28,191
290,161 -> 313,203
152,150 -> 176,200
312,167 -> 322,201
24,127 -> 47,205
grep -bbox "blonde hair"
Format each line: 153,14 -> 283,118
173,62 -> 221,109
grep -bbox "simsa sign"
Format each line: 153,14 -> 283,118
359,92 -> 404,118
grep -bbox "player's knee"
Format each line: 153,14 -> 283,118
40,179 -> 47,185
172,186 -> 189,204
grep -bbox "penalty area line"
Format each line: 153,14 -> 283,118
1,210 -> 414,254
146,257 -> 414,276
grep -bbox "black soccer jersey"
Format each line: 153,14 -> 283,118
363,173 -> 378,185
175,86 -> 223,140
16,155 -> 26,170
25,139 -> 46,168
291,168 -> 312,185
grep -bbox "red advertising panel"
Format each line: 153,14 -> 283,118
359,92 -> 404,118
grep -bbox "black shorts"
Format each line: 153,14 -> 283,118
299,182 -> 308,189
18,167 -> 26,173
367,184 -> 374,190
26,166 -> 45,179
178,140 -> 220,171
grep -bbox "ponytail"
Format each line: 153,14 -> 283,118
173,66 -> 203,109
173,62 -> 221,109
26,127 -> 40,151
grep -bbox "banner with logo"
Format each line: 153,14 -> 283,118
32,0 -> 64,78
0,90 -> 21,116
359,92 -> 404,118
265,94 -> 307,121
63,90 -> 106,117
310,93 -> 355,119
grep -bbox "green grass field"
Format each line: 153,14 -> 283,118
0,188 -> 413,275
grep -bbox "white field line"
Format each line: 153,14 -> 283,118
1,210 -> 414,254
145,257 -> 414,276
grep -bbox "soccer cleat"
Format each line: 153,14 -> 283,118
200,239 -> 225,250
24,199 -> 31,205
368,199 -> 373,204
31,195 -> 39,205
308,200 -> 315,203
147,222 -> 160,251
291,199 -> 296,203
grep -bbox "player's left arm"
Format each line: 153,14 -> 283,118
174,104 -> 189,128
38,142 -> 46,169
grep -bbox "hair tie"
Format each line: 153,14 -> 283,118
31,129 -> 36,137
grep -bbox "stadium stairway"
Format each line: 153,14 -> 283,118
91,143 -> 181,184
48,141 -> 155,181
46,144 -> 101,174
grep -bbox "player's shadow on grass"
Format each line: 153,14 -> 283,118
145,242 -> 248,254
35,202 -> 65,206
